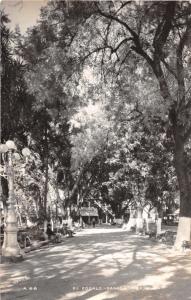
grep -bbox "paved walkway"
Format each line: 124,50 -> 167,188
1,227 -> 191,300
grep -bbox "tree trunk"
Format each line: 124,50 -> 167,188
64,166 -> 85,208
136,207 -> 144,233
175,217 -> 191,249
174,137 -> 191,249
44,159 -> 49,219
125,208 -> 136,231
156,218 -> 162,235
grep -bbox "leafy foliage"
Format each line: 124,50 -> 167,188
2,1 -> 190,225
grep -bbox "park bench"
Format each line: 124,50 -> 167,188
18,226 -> 51,248
0,231 -> 32,249
18,231 -> 32,248
66,228 -> 75,237
48,231 -> 62,243
148,229 -> 177,245
0,230 -> 32,249
148,231 -> 157,239
159,230 -> 176,244
60,225 -> 75,238
182,240 -> 191,251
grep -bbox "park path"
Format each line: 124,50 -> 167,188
1,226 -> 191,300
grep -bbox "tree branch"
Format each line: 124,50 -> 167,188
184,125 -> 191,143
82,45 -> 113,62
96,3 -> 154,67
153,2 -> 176,59
83,38 -> 131,64
114,38 -> 132,53
115,1 -> 132,15
176,19 -> 191,108
161,58 -> 178,80
116,49 -> 131,76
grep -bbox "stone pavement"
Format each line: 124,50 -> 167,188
0,227 -> 191,300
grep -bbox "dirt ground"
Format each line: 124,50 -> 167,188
0,227 -> 191,300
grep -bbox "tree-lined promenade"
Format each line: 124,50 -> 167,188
1,227 -> 191,300
1,0 -> 191,264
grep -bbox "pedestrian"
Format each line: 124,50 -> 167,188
46,223 -> 55,241
92,218 -> 96,228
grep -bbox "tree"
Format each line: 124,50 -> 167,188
69,101 -> 111,207
1,11 -> 33,144
3,1 -> 190,247
0,11 -> 34,218
16,14 -> 76,220
63,0 -> 191,248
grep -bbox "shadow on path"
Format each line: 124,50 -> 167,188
1,229 -> 191,300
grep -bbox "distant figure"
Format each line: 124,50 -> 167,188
62,223 -> 68,235
0,217 -> 5,234
46,223 -> 55,240
92,218 -> 96,228
62,223 -> 74,238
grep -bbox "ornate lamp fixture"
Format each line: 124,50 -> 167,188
0,141 -> 30,261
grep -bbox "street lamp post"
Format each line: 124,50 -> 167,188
0,141 -> 30,261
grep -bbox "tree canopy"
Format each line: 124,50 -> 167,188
1,1 -> 191,246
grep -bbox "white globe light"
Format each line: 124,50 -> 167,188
22,148 -> 31,157
6,140 -> 17,150
0,144 -> 9,153
14,153 -> 21,161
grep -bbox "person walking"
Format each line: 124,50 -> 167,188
92,218 -> 96,228
46,223 -> 56,241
